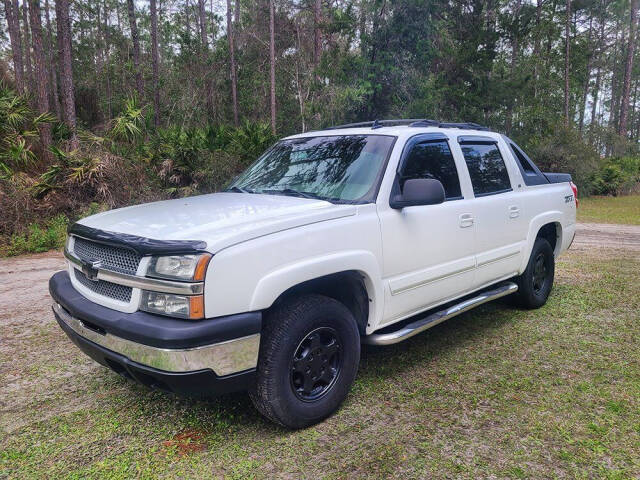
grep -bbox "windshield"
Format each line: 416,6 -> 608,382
229,135 -> 396,203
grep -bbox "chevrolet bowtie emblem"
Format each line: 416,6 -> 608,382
81,259 -> 102,281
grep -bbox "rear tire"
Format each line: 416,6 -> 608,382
249,294 -> 360,429
513,237 -> 555,309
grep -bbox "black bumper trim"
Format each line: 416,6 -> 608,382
49,271 -> 262,349
56,313 -> 255,397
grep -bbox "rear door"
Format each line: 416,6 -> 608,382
378,134 -> 476,324
457,136 -> 528,287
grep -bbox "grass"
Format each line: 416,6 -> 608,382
577,194 -> 640,225
1,246 -> 639,479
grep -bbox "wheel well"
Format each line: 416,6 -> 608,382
271,271 -> 370,335
536,222 -> 559,253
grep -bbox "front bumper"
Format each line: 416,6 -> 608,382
50,271 -> 262,397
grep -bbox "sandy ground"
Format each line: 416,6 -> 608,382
573,222 -> 640,251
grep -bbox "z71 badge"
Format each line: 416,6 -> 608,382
565,194 -> 574,203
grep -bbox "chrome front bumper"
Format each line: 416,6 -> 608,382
53,302 -> 260,376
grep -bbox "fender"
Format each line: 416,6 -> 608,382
249,250 -> 383,331
519,211 -> 564,272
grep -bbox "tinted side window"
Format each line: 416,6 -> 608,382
509,143 -> 535,173
400,141 -> 462,199
461,143 -> 512,196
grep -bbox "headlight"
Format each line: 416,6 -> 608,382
147,253 -> 211,281
140,291 -> 204,319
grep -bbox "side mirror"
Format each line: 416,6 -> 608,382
390,178 -> 445,209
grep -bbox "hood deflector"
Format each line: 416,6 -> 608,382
69,223 -> 208,256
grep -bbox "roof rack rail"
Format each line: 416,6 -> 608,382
324,119 -> 426,130
325,119 -> 491,131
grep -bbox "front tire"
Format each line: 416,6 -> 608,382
249,294 -> 360,429
513,237 -> 555,309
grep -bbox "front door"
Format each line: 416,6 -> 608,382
378,134 -> 476,325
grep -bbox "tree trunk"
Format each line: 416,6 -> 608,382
55,0 -> 78,149
44,0 -> 60,117
198,0 -> 214,119
532,0 -> 542,99
313,0 -> 322,69
269,0 -> 276,134
578,15 -> 593,132
185,0 -> 191,38
227,0 -> 239,126
564,0 -> 571,127
126,0 -> 143,99
506,0 -> 522,135
28,0 -> 52,162
3,0 -> 25,93
610,18 -> 624,132
198,0 -> 207,49
22,1 -> 34,94
619,0 -> 639,135
150,0 -> 160,127
103,0 -> 112,119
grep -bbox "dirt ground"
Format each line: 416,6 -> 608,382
1,222 -> 639,479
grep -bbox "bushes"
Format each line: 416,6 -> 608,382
1,215 -> 68,257
524,127 -> 601,195
143,121 -> 275,196
591,156 -> 640,196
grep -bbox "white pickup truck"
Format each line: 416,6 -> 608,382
50,120 -> 577,428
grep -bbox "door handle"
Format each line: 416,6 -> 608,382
459,213 -> 474,228
509,206 -> 520,218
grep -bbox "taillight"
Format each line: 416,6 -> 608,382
570,182 -> 578,208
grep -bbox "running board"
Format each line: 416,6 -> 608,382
362,282 -> 518,346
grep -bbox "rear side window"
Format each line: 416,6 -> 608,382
506,139 -> 549,186
460,143 -> 512,196
510,143 -> 536,173
400,140 -> 462,200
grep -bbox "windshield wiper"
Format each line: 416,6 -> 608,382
225,186 -> 254,194
261,188 -> 321,200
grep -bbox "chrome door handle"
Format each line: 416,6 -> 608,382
509,206 -> 520,218
459,213 -> 474,228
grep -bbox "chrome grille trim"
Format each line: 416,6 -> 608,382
65,249 -> 204,295
73,236 -> 141,275
74,268 -> 133,302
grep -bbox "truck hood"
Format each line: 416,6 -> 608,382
77,192 -> 357,253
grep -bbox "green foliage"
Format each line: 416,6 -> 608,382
0,83 -> 37,176
109,97 -> 145,142
3,215 -> 68,256
142,121 -> 275,196
524,127 -> 600,195
591,156 -> 640,196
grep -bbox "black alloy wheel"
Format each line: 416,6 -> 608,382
532,252 -> 548,294
290,327 -> 342,402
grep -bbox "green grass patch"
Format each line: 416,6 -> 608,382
578,194 -> 640,225
0,214 -> 68,257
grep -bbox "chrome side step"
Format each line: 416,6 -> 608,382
362,282 -> 518,346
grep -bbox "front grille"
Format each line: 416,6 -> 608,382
73,237 -> 141,275
74,268 -> 133,303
